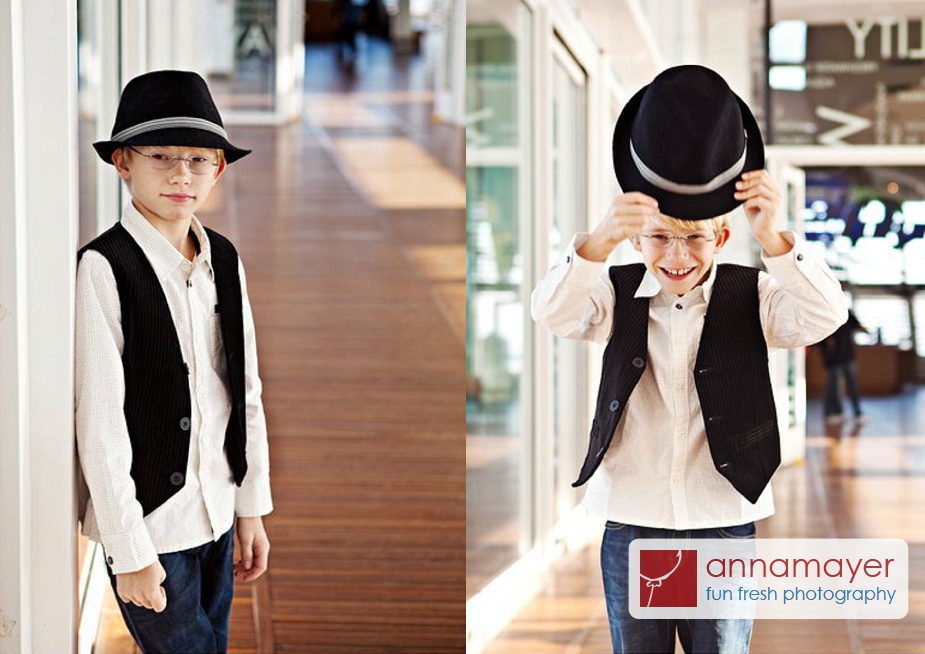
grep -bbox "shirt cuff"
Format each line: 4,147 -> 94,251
102,526 -> 158,575
566,233 -> 608,285
761,231 -> 804,275
235,480 -> 274,517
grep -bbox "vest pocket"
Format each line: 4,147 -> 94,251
735,420 -> 776,450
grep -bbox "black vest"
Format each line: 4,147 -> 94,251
573,263 -> 780,504
78,223 -> 249,515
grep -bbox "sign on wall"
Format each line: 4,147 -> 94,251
770,18 -> 925,145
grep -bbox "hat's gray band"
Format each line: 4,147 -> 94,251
629,137 -> 747,195
112,117 -> 228,142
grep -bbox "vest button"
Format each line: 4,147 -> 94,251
180,417 -> 190,431
609,399 -> 620,412
632,357 -> 645,369
107,555 -> 113,565
170,472 -> 185,486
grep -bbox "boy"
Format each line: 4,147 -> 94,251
76,70 -> 273,654
532,65 -> 847,653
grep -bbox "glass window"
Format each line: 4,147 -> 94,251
466,1 -> 531,599
77,0 -> 101,248
550,45 -> 586,522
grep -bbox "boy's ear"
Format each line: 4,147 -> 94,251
630,234 -> 642,253
213,157 -> 227,183
111,148 -> 132,181
713,226 -> 731,252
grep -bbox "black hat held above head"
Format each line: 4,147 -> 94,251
612,65 -> 764,221
93,70 -> 251,165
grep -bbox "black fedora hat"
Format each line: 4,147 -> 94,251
613,65 -> 764,221
93,70 -> 251,165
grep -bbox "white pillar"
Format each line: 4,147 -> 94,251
0,0 -> 79,652
434,0 -> 465,125
23,0 -> 80,650
393,0 -> 415,54
0,0 -> 33,649
702,0 -> 759,267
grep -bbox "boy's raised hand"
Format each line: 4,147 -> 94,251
116,560 -> 168,612
234,516 -> 270,582
735,170 -> 790,256
578,192 -> 658,262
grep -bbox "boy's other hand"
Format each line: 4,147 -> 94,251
735,170 -> 790,256
234,516 -> 270,583
116,560 -> 168,612
579,192 -> 657,262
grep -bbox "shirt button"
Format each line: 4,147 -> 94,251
566,255 -> 571,263
796,253 -> 804,261
180,417 -> 191,431
675,303 -> 683,310
609,399 -> 620,412
107,555 -> 113,565
170,472 -> 185,486
632,357 -> 645,369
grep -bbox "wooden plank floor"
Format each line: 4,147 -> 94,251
483,391 -> 925,654
93,38 -> 464,653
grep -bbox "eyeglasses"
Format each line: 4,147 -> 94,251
127,146 -> 219,175
639,233 -> 717,251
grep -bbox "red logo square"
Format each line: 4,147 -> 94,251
639,549 -> 697,607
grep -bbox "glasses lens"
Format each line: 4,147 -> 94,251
144,152 -> 176,170
188,158 -> 216,174
645,234 -> 714,250
137,150 -> 215,174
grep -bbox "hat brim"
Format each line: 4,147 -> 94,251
93,127 -> 251,165
612,85 -> 765,221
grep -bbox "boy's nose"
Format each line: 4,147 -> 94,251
168,161 -> 193,180
666,239 -> 691,256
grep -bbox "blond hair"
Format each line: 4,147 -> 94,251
651,213 -> 730,234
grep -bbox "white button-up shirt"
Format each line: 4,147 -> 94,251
76,203 -> 273,574
532,231 -> 847,529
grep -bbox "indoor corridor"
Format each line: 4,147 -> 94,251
93,35 -> 465,654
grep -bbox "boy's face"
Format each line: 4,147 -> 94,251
631,215 -> 730,296
112,145 -> 226,226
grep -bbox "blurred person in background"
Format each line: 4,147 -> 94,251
822,308 -> 868,426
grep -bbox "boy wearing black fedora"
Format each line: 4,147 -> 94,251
533,65 -> 847,653
75,70 -> 272,654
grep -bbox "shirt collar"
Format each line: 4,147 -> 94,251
120,202 -> 214,278
634,261 -> 718,303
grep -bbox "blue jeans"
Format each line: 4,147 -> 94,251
824,361 -> 862,418
601,521 -> 755,654
105,527 -> 235,654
